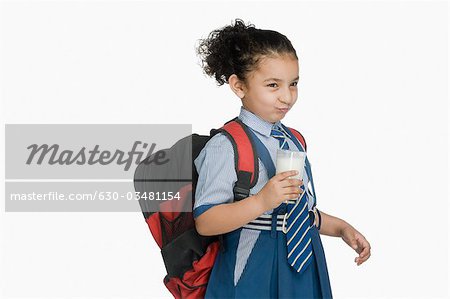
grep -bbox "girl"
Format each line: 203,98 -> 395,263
193,18 -> 371,298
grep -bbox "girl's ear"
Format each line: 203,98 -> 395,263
228,74 -> 247,99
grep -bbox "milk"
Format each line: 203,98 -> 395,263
275,149 -> 306,180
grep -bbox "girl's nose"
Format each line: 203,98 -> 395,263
279,93 -> 293,106
279,87 -> 295,104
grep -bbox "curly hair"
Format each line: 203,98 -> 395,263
196,18 -> 298,86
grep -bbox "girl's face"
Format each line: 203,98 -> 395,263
238,54 -> 299,124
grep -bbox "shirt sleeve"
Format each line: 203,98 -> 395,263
193,132 -> 237,219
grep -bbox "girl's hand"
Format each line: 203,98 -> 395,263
255,170 -> 303,212
340,224 -> 371,266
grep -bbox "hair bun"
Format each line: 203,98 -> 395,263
196,18 -> 297,86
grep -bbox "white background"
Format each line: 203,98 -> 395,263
0,0 -> 448,298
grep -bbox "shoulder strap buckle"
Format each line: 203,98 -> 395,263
233,170 -> 252,200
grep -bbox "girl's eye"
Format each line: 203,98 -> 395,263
267,82 -> 298,88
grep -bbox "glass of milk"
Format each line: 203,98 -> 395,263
276,148 -> 306,178
276,149 -> 307,202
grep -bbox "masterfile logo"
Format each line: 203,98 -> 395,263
5,124 -> 192,212
25,141 -> 167,171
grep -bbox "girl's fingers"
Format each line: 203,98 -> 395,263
280,186 -> 303,200
278,193 -> 299,202
280,178 -> 303,188
362,241 -> 371,257
285,187 -> 302,196
358,245 -> 370,259
355,238 -> 371,265
356,251 -> 371,265
278,170 -> 299,181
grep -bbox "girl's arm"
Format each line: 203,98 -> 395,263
319,210 -> 372,265
195,194 -> 266,236
318,210 -> 349,237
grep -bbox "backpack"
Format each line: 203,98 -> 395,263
133,117 -> 312,299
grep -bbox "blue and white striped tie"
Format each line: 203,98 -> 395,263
270,124 -> 313,274
270,124 -> 290,150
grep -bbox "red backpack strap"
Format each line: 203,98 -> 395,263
287,127 -> 307,152
213,117 -> 259,201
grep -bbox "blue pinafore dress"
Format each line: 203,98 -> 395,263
204,123 -> 333,299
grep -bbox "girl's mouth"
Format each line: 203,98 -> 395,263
277,108 -> 289,114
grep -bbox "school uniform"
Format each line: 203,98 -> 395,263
193,106 -> 333,298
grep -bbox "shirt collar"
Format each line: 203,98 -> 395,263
238,105 -> 291,138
